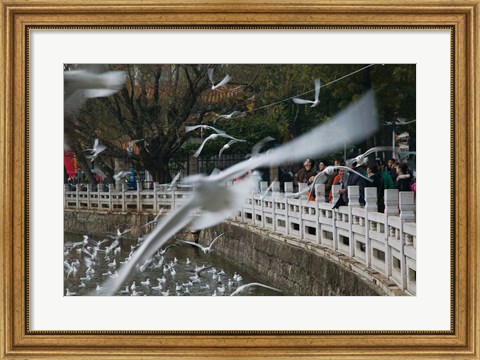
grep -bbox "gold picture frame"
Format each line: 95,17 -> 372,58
1,0 -> 478,358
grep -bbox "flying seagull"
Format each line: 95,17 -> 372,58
292,79 -> 321,107
193,133 -> 245,158
207,68 -> 232,90
92,90 -> 378,296
179,233 -> 225,254
218,139 -> 247,159
230,282 -> 282,296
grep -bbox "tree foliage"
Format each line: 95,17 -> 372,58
65,63 -> 415,184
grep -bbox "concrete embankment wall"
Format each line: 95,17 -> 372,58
199,221 -> 388,296
65,209 -> 391,296
64,209 -> 154,238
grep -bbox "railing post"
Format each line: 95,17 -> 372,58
398,191 -> 415,290
315,184 -> 325,244
298,183 -> 307,199
272,180 -> 280,198
153,182 -> 158,212
331,184 -> 342,252
347,185 -> 360,258
64,184 -> 68,208
108,183 -> 112,210
86,184 -> 91,210
364,187 -> 377,267
384,189 -> 399,277
284,182 -> 293,195
136,181 -> 141,211
75,184 -> 79,209
121,183 -> 126,211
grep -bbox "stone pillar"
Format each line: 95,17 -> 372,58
364,187 -> 378,213
272,180 -> 280,197
399,192 -> 415,222
260,181 -> 268,193
347,185 -> 360,257
397,191 -> 415,290
284,182 -> 293,194
315,184 -> 325,203
347,185 -> 360,207
298,183 -> 308,199
364,187 -> 377,267
331,184 -> 342,205
384,189 -> 399,216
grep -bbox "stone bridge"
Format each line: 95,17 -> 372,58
64,180 -> 416,296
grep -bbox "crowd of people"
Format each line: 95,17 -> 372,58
293,156 -> 415,213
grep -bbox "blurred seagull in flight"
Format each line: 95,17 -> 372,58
84,138 -> 106,163
230,282 -> 282,296
64,68 -> 126,118
213,111 -> 246,124
180,233 -> 225,254
93,90 -> 378,296
218,138 -> 247,159
292,79 -> 321,107
113,170 -> 130,181
185,124 -> 226,135
194,133 -> 245,158
345,146 -> 394,167
207,68 -> 232,90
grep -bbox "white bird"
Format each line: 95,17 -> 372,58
84,138 -> 107,163
218,138 -> 247,159
230,282 -> 283,296
194,133 -> 245,158
93,91 -> 378,296
207,68 -> 232,90
64,68 -> 126,118
213,111 -> 245,124
297,165 -> 374,200
161,290 -> 170,296
185,124 -> 226,135
180,233 -> 224,254
185,257 -> 191,265
141,278 -> 151,287
292,79 -> 321,107
119,285 -> 130,294
345,146 -> 394,167
113,170 -> 130,181
66,289 -> 77,296
141,208 -> 164,229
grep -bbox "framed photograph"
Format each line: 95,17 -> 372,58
1,0 -> 478,358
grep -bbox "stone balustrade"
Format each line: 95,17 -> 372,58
64,180 -> 416,295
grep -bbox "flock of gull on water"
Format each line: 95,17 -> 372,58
64,228 -> 282,297
64,66 -> 380,296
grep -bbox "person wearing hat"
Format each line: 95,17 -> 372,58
294,158 -> 317,190
338,154 -> 367,206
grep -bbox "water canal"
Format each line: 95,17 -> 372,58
64,232 -> 283,296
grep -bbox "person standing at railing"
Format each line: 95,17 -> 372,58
338,157 -> 367,206
318,161 -> 334,202
376,159 -> 395,190
294,158 -> 317,191
329,168 -> 345,202
366,162 -> 385,213
396,163 -> 413,192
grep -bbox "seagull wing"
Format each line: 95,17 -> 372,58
215,74 -> 232,88
314,79 -> 321,103
179,240 -> 204,251
334,165 -> 373,183
230,282 -> 282,296
93,197 -> 198,295
362,146 -> 393,158
208,233 -> 224,249
292,97 -> 314,105
213,91 -> 378,183
193,135 -> 213,158
207,68 -> 214,85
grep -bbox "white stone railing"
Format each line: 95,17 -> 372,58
64,181 -> 416,295
234,181 -> 416,296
